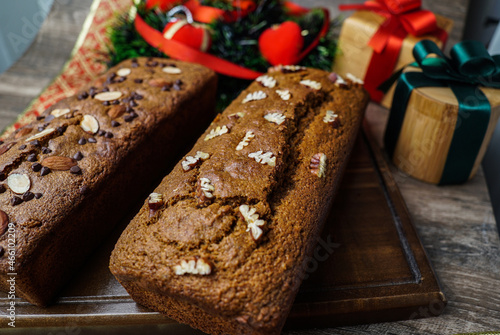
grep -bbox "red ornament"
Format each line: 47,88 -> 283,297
258,21 -> 304,66
162,19 -> 212,52
146,0 -> 181,11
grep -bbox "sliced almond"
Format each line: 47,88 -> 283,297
0,142 -> 16,156
14,127 -> 33,139
108,105 -> 126,119
148,78 -> 170,87
51,108 -> 71,118
80,115 -> 99,134
25,128 -> 56,142
0,210 -> 8,236
7,173 -> 30,194
116,68 -> 131,77
94,91 -> 123,101
41,156 -> 77,171
162,66 -> 182,74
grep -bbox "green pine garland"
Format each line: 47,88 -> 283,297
108,0 -> 338,110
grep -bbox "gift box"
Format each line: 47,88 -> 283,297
333,0 -> 453,108
384,40 -> 500,185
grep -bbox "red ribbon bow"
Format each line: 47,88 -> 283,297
339,0 -> 448,102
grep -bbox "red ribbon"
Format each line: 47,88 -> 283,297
134,3 -> 330,79
339,0 -> 448,102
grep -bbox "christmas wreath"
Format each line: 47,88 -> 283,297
109,0 -> 338,109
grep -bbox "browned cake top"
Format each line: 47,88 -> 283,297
0,58 -> 215,269
111,66 -> 368,333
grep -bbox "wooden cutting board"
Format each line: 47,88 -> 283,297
0,122 -> 445,328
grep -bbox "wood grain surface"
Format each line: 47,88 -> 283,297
1,0 -> 500,334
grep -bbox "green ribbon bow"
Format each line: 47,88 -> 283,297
384,39 -> 500,185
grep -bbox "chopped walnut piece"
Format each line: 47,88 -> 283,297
242,91 -> 267,104
280,65 -> 306,73
300,79 -> 322,90
239,204 -> 266,241
256,75 -> 277,88
204,125 -> 228,141
181,151 -> 210,172
236,131 -> 255,151
275,89 -> 291,101
264,113 -> 286,125
335,75 -> 348,88
174,257 -> 212,275
196,177 -> 215,205
248,151 -> 276,167
323,110 -> 340,127
310,153 -> 327,178
346,73 -> 364,84
148,192 -> 164,215
228,112 -> 245,121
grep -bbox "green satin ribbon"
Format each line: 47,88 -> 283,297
384,40 -> 500,185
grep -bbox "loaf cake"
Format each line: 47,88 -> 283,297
0,58 -> 217,306
110,67 -> 368,334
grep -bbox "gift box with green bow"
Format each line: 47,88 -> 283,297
384,40 -> 500,185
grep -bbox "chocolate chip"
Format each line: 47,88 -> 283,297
79,185 -> 89,194
108,72 -> 116,80
34,193 -> 43,199
38,126 -> 46,132
22,192 -> 34,202
125,105 -> 134,113
146,60 -> 158,67
27,153 -> 37,162
89,87 -> 97,97
129,100 -> 138,107
42,147 -> 52,154
36,115 -> 45,121
70,166 -> 82,175
0,184 -> 5,193
117,77 -> 126,83
111,120 -> 120,127
19,144 -> 27,150
131,62 -> 139,68
173,84 -> 181,91
88,137 -> 97,143
102,87 -> 110,92
103,101 -> 110,106
30,140 -> 40,147
0,173 -> 6,181
0,246 -> 4,257
175,79 -> 183,85
97,130 -> 106,136
77,91 -> 89,100
45,114 -> 55,122
0,140 -> 3,145
105,132 -> 114,139
112,100 -> 120,105
78,137 -> 87,145
131,58 -> 138,63
123,114 -> 134,122
57,125 -> 67,135
134,94 -> 144,100
32,163 -> 42,172
40,166 -> 51,176
161,85 -> 170,91
134,78 -> 143,84
73,151 -> 84,160
11,196 -> 22,206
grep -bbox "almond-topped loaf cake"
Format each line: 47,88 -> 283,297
0,58 -> 217,306
110,67 -> 368,335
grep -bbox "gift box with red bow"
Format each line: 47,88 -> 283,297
332,0 -> 453,108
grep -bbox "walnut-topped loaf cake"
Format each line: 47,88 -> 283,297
0,58 -> 217,306
110,66 -> 368,334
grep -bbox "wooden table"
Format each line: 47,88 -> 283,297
1,0 -> 499,334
